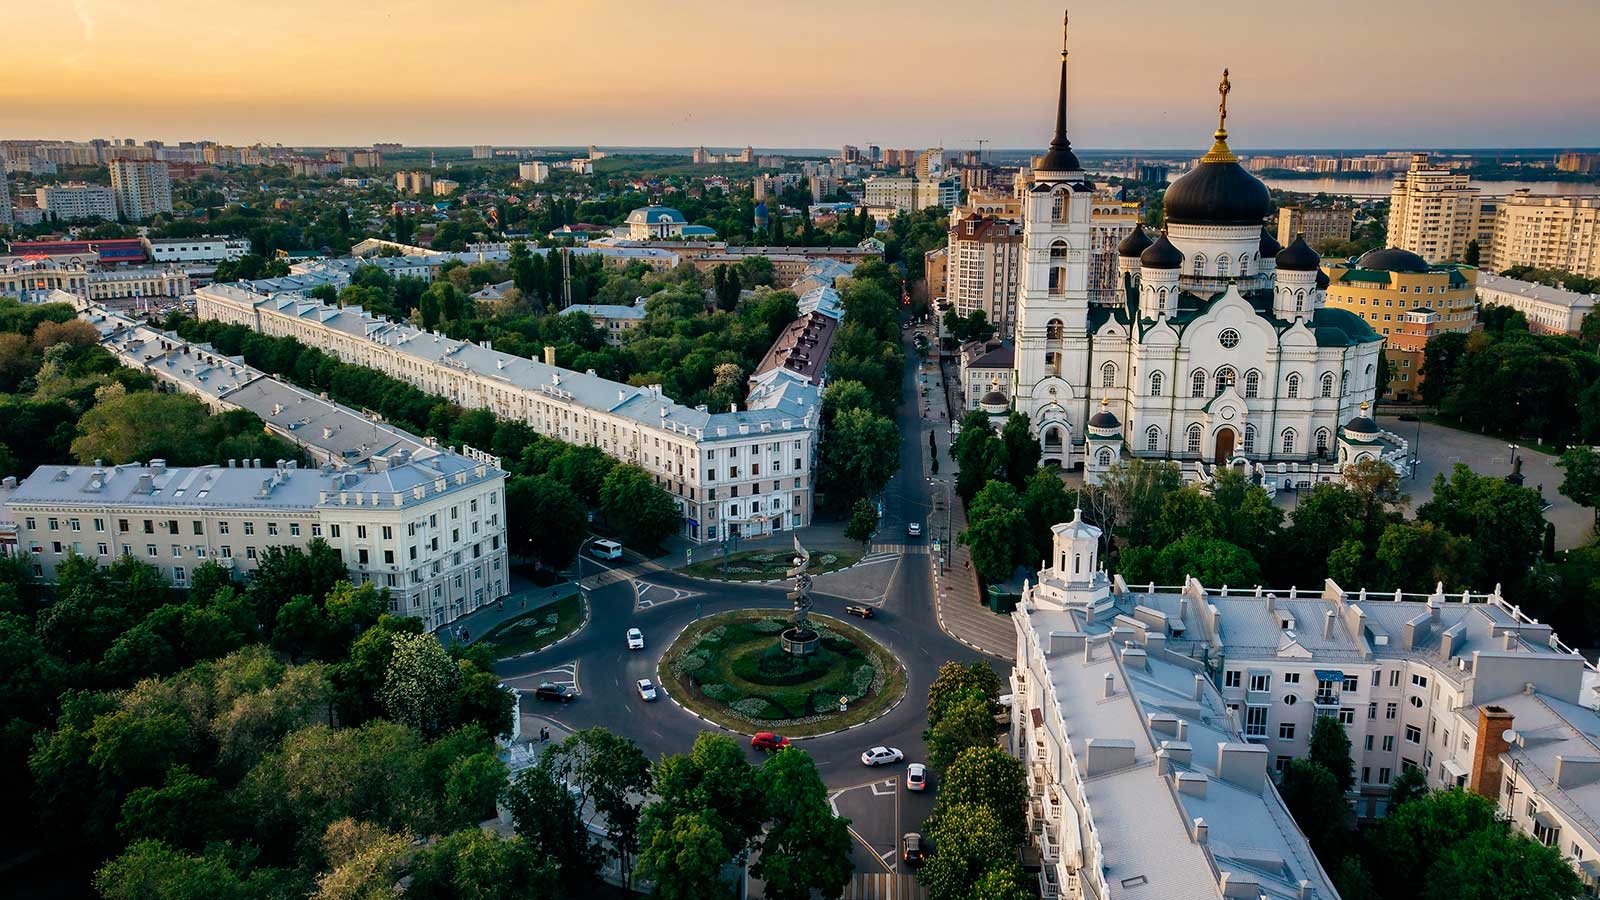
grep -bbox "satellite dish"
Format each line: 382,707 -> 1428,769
1502,729 -> 1520,744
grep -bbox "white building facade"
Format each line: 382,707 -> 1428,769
1009,55 -> 1383,486
109,159 -> 174,220
37,183 -> 117,220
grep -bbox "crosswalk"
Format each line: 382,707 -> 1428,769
868,543 -> 930,555
841,874 -> 927,900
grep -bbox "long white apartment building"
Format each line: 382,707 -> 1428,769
194,282 -> 820,543
1012,513 -> 1600,900
1477,273 -> 1597,336
2,310 -> 509,631
36,183 -> 117,220
142,236 -> 251,264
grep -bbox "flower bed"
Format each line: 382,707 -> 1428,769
679,548 -> 862,582
658,609 -> 906,737
477,594 -> 584,658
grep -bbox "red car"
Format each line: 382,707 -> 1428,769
751,732 -> 790,751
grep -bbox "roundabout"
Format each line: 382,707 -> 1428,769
658,609 -> 908,738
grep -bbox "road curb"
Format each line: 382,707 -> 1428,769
929,560 -> 1009,661
669,551 -> 876,587
497,593 -> 592,662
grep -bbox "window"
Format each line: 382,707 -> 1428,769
357,525 -> 367,539
146,544 -> 157,557
219,522 -> 230,535
1275,755 -> 1293,773
173,566 -> 186,582
94,518 -> 105,532
1248,673 -> 1271,692
1343,676 -> 1359,693
1365,734 -> 1374,751
1150,371 -> 1163,396
1219,328 -> 1240,349
1187,425 -> 1202,454
1243,425 -> 1256,454
1409,695 -> 1424,709
1378,767 -> 1392,785
382,526 -> 393,540
330,525 -> 341,538
246,546 -> 257,560
1386,702 -> 1398,719
1316,429 -> 1332,455
1279,722 -> 1296,739
1411,673 -> 1428,689
290,523 -> 300,537
1244,705 -> 1268,737
1281,429 -> 1297,454
1339,708 -> 1356,725
243,522 -> 254,535
1214,367 -> 1235,396
1193,254 -> 1206,276
1283,672 -> 1301,684
1145,426 -> 1161,452
1286,373 -> 1300,398
1405,725 -> 1422,744
1284,694 -> 1298,706
1225,670 -> 1242,688
1244,369 -> 1259,398
1217,255 -> 1231,278
267,522 -> 279,536
1369,702 -> 1378,719
1100,362 -> 1116,388
1320,372 -> 1335,398
1390,670 -> 1401,687
1191,369 -> 1206,397
1362,766 -> 1371,784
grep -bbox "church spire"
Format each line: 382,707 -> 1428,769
1038,9 -> 1081,174
1200,68 -> 1239,164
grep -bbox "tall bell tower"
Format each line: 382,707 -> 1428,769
1013,11 -> 1095,446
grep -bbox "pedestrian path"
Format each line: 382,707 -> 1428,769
869,543 -> 930,555
842,873 -> 927,900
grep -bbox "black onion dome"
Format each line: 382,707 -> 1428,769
1118,223 -> 1153,257
1357,247 -> 1430,273
1163,160 -> 1272,226
1259,227 -> 1282,258
1276,234 -> 1321,272
1140,230 -> 1184,269
1344,414 -> 1379,434
1316,270 -> 1331,290
1088,408 -> 1120,428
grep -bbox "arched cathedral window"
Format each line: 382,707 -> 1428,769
1046,319 -> 1064,340
1315,428 -> 1332,456
1150,372 -> 1163,397
1281,428 -> 1298,454
1146,426 -> 1161,451
1286,373 -> 1301,399
1186,425 -> 1203,453
1244,424 -> 1257,454
1191,370 -> 1206,398
1193,254 -> 1207,277
1101,362 -> 1116,388
1217,255 -> 1231,278
1244,370 -> 1260,399
1214,367 -> 1235,396
1320,373 -> 1335,398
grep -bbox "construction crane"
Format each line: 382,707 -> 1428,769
973,139 -> 988,163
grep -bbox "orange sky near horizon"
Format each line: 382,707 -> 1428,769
5,0 -> 1598,150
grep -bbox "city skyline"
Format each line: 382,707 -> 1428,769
6,0 -> 1599,150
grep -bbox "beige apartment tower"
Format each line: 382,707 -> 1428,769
1486,191 -> 1600,279
1386,153 -> 1482,264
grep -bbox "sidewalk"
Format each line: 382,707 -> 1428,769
437,574 -> 577,648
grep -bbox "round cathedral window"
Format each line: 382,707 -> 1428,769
1219,328 -> 1240,349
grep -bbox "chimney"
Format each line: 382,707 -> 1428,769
1323,609 -> 1336,640
1177,772 -> 1208,798
1215,742 -> 1269,792
1554,756 -> 1600,789
1192,817 -> 1208,845
1469,706 -> 1516,798
543,345 -> 556,366
1103,672 -> 1115,699
1193,674 -> 1205,701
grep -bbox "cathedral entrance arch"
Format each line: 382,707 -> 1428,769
1213,427 -> 1236,464
1040,422 -> 1069,466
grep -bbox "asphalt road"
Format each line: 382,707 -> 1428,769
494,324 -> 995,874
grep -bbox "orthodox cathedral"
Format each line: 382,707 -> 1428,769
1007,18 -> 1390,485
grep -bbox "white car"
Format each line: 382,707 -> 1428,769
861,746 -> 904,767
907,522 -> 922,538
627,628 -> 644,650
636,678 -> 658,701
905,763 -> 928,791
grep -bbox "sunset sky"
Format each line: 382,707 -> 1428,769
6,0 -> 1598,150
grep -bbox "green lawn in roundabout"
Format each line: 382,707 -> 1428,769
659,609 -> 907,738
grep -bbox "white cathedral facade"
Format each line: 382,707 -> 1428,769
1008,37 -> 1389,485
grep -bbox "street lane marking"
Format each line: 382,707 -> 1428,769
634,581 -> 702,610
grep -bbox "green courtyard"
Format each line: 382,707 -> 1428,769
659,609 -> 906,737
680,547 -> 862,582
476,594 -> 584,658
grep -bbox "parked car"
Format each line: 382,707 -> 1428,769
907,522 -> 922,538
861,746 -> 904,766
589,538 -> 623,560
751,732 -> 790,751
626,628 -> 645,650
636,678 -> 658,701
845,604 -> 875,619
901,832 -> 927,866
905,763 -> 927,791
534,683 -> 575,703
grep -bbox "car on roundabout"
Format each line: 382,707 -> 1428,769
626,628 -> 645,650
861,746 -> 904,766
905,762 -> 928,791
901,832 -> 927,866
907,522 -> 922,538
751,732 -> 790,752
844,604 -> 875,619
636,678 -> 658,701
534,683 -> 575,703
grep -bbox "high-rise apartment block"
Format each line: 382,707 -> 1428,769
36,183 -> 117,221
471,145 -> 493,159
1486,191 -> 1600,279
945,214 -> 1023,333
108,159 -> 173,220
1386,153 -> 1482,263
518,161 -> 550,184
1276,205 -> 1354,250
0,168 -> 10,228
1555,152 -> 1600,174
395,171 -> 433,195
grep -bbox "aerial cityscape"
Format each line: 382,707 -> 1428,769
3,4 -> 1600,900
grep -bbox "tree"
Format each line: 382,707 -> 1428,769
819,406 -> 898,508
961,480 -> 1029,583
1421,826 -> 1582,900
540,727 -> 654,892
845,499 -> 878,545
95,840 -> 277,900
1099,459 -> 1184,549
408,829 -> 559,900
752,749 -> 853,900
116,765 -> 230,849
1276,759 -> 1350,861
636,810 -> 732,900
953,412 -> 1006,502
936,746 -> 1029,846
927,661 -> 1001,729
1387,763 -> 1429,809
645,732 -> 764,857
379,632 -> 458,739
1307,715 -> 1354,793
70,389 -> 212,465
971,863 -> 1034,900
505,475 -> 586,569
926,691 -> 998,769
599,464 -> 681,550
1373,787 -> 1501,898
503,764 -> 602,894
999,412 -> 1041,487
1373,521 -> 1479,591
918,802 -> 1016,900
1210,466 -> 1282,556
1558,446 -> 1600,529
312,818 -> 409,900
1418,463 -> 1546,591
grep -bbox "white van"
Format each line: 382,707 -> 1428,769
589,539 -> 623,560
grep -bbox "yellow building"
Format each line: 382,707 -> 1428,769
1321,248 -> 1477,402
